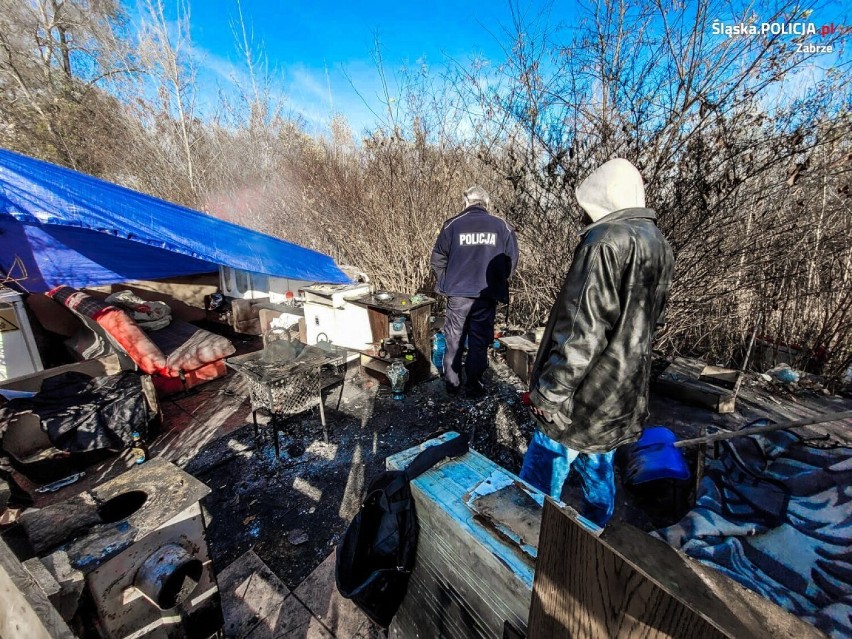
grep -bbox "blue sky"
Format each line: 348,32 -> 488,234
156,0 -> 578,133
143,0 -> 848,134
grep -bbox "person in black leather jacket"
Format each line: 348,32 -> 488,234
519,158 -> 674,527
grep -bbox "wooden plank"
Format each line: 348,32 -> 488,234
0,354 -> 123,392
734,387 -> 852,444
466,478 -> 542,562
408,304 -> 433,383
505,348 -> 535,384
653,357 -> 736,413
0,539 -> 75,639
497,336 -> 538,353
22,557 -> 61,604
601,521 -> 827,639
39,551 -> 86,622
387,434 -> 535,638
217,550 -> 290,638
668,357 -> 707,379
359,353 -> 390,379
528,499 -> 828,639
699,365 -> 739,385
352,292 -> 436,314
653,375 -> 736,413
367,307 -> 389,344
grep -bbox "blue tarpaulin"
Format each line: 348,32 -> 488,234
0,148 -> 350,292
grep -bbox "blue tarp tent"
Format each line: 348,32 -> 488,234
0,148 -> 350,292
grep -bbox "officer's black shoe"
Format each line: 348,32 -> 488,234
464,381 -> 485,398
445,382 -> 460,396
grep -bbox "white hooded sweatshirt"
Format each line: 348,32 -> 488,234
575,158 -> 646,223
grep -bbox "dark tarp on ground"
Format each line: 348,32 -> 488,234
0,371 -> 147,453
0,148 -> 350,291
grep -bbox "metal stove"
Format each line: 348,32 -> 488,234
19,458 -> 221,639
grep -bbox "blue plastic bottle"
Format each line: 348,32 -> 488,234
432,331 -> 446,373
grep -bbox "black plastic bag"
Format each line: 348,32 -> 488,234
335,432 -> 469,627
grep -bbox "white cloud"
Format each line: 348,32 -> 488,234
186,43 -> 387,133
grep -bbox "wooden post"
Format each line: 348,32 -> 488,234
408,304 -> 433,383
0,540 -> 76,639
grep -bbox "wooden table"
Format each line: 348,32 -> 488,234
349,293 -> 435,385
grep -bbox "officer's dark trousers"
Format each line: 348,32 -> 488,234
443,296 -> 497,388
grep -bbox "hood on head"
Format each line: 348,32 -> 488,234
575,158 -> 646,223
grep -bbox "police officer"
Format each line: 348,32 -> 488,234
430,186 -> 519,396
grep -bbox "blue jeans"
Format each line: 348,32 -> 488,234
519,429 -> 616,527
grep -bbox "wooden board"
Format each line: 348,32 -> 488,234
387,433 -> 536,639
528,498 -> 828,639
352,292 -> 436,314
505,348 -> 535,384
653,375 -> 736,413
497,336 -> 539,352
653,358 -> 736,413
0,354 -> 123,392
734,389 -> 852,444
465,475 -> 543,562
408,305 -> 433,382
367,307 -> 390,343
699,365 -> 740,385
0,539 -> 76,639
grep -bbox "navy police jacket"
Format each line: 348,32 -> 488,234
430,205 -> 519,302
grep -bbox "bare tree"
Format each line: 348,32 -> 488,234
0,0 -> 135,171
132,0 -> 200,202
2,0 -> 847,382
456,0 -> 851,379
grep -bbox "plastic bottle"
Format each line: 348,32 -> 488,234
130,431 -> 149,465
493,327 -> 504,350
432,331 -> 446,373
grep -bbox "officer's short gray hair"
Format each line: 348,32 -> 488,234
463,185 -> 490,209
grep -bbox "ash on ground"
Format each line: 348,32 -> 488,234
184,352 -> 535,588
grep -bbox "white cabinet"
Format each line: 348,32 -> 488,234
302,284 -> 373,350
0,290 -> 43,381
218,266 -> 312,302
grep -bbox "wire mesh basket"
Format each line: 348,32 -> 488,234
245,363 -> 321,415
226,343 -> 349,417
